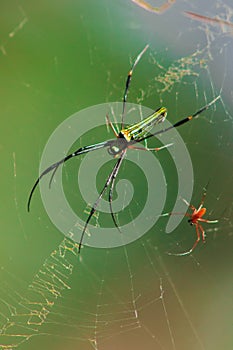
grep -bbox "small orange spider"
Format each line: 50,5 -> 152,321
163,187 -> 218,256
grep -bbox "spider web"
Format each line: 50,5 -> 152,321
1,1 -> 233,350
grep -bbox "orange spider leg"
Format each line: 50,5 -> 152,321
131,0 -> 175,14
168,223 -> 201,256
160,212 -> 191,218
198,218 -> 218,224
184,11 -> 233,30
192,224 -> 202,249
198,224 -> 206,246
169,212 -> 191,217
196,190 -> 207,211
180,197 -> 196,211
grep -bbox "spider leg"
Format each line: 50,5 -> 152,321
167,223 -> 201,256
184,11 -> 233,29
78,152 -> 126,253
161,212 -> 191,217
27,140 -> 110,212
140,95 -> 220,142
197,189 -> 207,211
106,114 -> 119,137
108,150 -> 127,232
198,218 -> 218,224
49,166 -> 60,188
121,44 -> 149,129
179,197 -> 196,211
128,143 -> 173,152
198,224 -> 206,243
131,0 -> 175,14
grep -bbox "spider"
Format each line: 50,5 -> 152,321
131,0 -> 176,14
27,44 -> 219,253
184,11 -> 233,31
164,186 -> 218,256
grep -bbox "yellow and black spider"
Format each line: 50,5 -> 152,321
27,45 -> 219,253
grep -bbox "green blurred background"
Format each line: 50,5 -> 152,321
0,1 -> 233,349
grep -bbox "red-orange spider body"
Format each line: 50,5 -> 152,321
166,187 -> 218,256
189,207 -> 206,225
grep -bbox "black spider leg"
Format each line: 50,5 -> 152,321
78,150 -> 126,253
138,95 -> 220,143
121,44 -> 149,129
108,150 -> 127,232
27,140 -> 111,212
